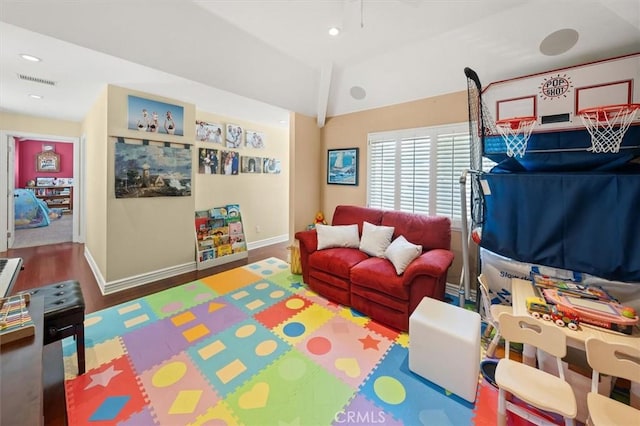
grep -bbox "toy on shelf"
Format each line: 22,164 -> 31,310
526,296 -> 579,330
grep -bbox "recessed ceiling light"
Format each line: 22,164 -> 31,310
279,120 -> 287,124
20,54 -> 42,62
28,94 -> 43,99
328,27 -> 340,36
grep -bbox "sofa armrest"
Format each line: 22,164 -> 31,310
403,248 -> 454,284
295,229 -> 318,255
294,229 -> 318,284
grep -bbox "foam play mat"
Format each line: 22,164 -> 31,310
63,258 -> 499,425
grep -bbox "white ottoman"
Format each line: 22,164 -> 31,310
409,297 -> 481,403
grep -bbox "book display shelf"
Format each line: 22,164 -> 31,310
195,204 -> 247,270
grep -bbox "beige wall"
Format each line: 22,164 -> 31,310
320,90 -> 471,284
0,112 -> 81,136
289,112 -> 322,239
81,87 -> 109,275
194,111 -> 289,244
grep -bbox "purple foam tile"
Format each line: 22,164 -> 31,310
118,406 -> 157,426
334,394 -> 401,426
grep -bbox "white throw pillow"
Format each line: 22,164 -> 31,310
385,235 -> 423,275
316,224 -> 360,250
359,221 -> 395,257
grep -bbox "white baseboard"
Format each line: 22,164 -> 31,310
247,233 -> 289,250
84,245 -> 197,295
83,234 -> 288,295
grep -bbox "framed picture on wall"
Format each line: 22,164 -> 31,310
327,148 -> 358,185
36,151 -> 60,172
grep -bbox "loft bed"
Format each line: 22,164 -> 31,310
460,67 -> 640,308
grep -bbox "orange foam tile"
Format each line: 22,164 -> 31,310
200,268 -> 262,295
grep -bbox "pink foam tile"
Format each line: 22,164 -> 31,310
138,351 -> 221,425
297,315 -> 393,388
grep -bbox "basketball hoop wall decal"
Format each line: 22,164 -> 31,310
495,116 -> 537,158
579,104 -> 640,153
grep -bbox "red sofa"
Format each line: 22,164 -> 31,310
294,205 -> 454,331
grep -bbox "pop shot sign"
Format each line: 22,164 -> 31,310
538,73 -> 573,100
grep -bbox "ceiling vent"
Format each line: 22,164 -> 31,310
17,73 -> 56,86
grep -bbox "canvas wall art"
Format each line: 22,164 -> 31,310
263,158 -> 281,174
199,148 -> 219,174
245,130 -> 265,149
220,150 -> 239,175
196,121 -> 223,143
241,156 -> 262,173
225,124 -> 243,148
128,95 -> 185,136
115,139 -> 192,198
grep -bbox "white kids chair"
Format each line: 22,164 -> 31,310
495,313 -> 577,426
477,274 -> 511,357
584,337 -> 640,426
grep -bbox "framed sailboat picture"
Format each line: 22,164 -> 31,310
327,148 -> 358,186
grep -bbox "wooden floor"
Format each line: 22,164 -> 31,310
1,241 -> 289,425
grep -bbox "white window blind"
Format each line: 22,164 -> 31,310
368,124 -> 495,228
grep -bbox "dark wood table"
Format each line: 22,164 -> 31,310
1,296 -> 44,426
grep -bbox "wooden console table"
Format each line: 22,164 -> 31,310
1,296 -> 44,425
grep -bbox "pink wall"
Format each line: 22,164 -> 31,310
15,139 -> 74,187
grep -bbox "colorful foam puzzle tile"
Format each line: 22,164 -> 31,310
226,278 -> 291,315
188,318 -> 289,397
272,303 -> 335,345
335,394 -> 402,426
79,299 -> 158,346
226,348 -> 355,426
360,344 -> 475,425
139,351 -> 220,425
143,280 -> 217,319
253,294 -> 314,329
243,257 -> 291,277
201,267 -> 263,295
297,315 -> 393,389
65,355 -> 146,425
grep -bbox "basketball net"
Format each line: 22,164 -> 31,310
579,104 -> 640,153
495,117 -> 536,158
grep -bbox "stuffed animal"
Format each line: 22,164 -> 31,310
315,211 -> 327,225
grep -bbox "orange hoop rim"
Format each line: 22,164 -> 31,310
578,103 -> 640,117
495,116 -> 537,130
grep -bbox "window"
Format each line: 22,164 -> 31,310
367,123 -> 494,228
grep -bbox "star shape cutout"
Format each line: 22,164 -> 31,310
358,334 -> 381,350
290,282 -> 304,289
85,365 -> 122,390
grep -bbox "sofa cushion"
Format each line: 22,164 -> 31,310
316,224 -> 360,250
332,205 -> 384,234
385,236 -> 422,275
381,211 -> 451,251
359,221 -> 395,257
350,257 -> 411,301
309,248 -> 369,279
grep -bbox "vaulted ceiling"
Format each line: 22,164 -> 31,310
1,0 -> 638,127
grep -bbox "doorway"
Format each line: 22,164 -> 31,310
1,130 -> 83,252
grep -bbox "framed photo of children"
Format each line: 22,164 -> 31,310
327,148 -> 358,185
